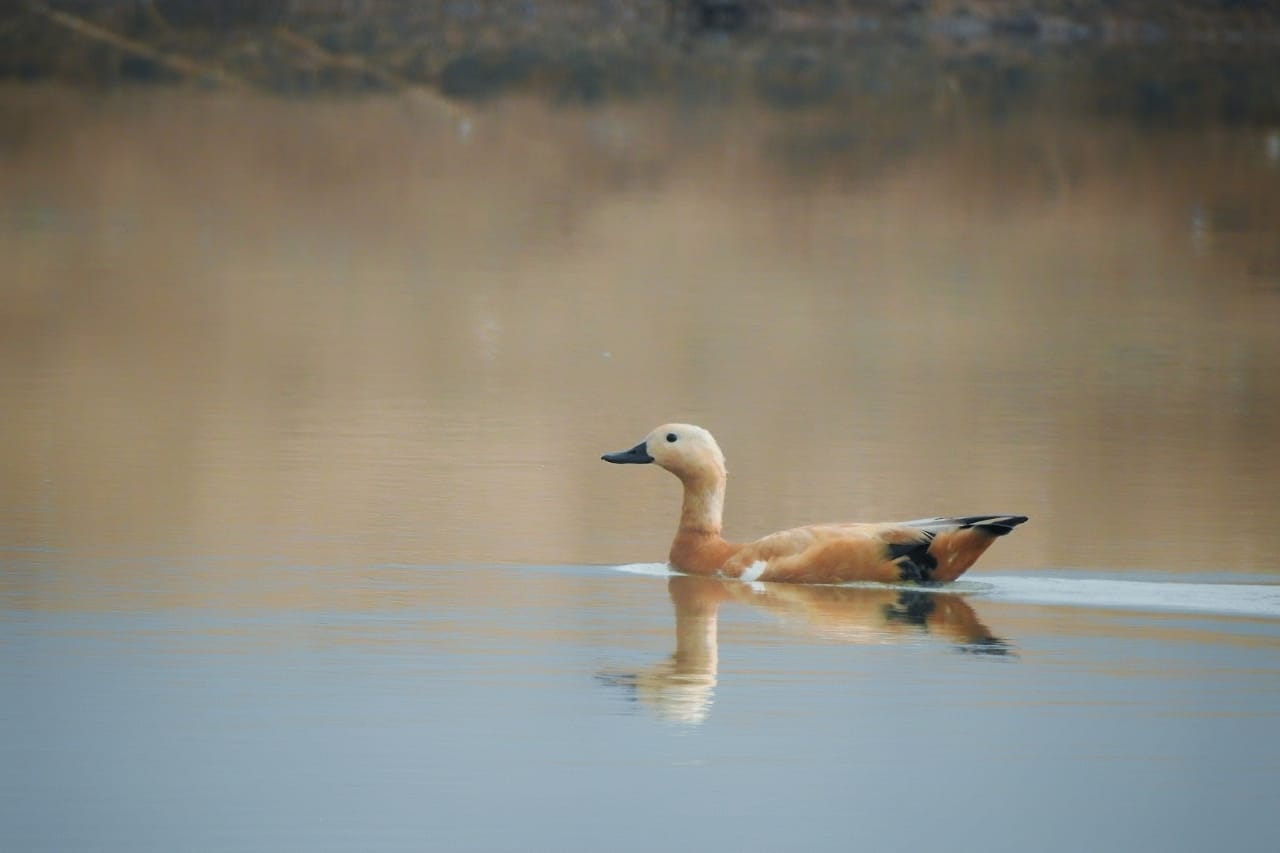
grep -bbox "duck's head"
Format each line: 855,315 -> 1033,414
602,423 -> 726,482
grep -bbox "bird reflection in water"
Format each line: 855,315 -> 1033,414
601,575 -> 1012,725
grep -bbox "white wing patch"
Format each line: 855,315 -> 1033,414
740,560 -> 769,582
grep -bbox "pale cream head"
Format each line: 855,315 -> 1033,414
642,423 -> 726,482
601,423 -> 732,541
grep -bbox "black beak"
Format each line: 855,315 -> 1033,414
601,441 -> 654,464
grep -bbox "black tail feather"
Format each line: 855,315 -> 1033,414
956,515 -> 1029,537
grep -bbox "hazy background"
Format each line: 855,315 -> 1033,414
3,85 -> 1278,605
2,3 -> 1279,851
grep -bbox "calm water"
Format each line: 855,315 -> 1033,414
2,77 -> 1280,852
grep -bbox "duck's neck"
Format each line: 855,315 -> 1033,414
678,472 -> 725,535
669,472 -> 737,574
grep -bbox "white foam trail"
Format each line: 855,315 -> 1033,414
613,562 -> 675,578
980,576 -> 1280,618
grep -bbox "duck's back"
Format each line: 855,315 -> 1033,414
722,515 -> 1027,585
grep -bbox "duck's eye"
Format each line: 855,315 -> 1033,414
666,433 -> 678,443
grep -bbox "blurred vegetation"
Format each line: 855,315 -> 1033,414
3,1 -> 1280,122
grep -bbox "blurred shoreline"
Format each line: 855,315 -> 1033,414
2,1 -> 1279,125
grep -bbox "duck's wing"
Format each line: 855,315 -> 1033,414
887,515 -> 1028,582
723,515 -> 1028,585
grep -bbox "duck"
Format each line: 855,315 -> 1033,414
602,423 -> 1027,585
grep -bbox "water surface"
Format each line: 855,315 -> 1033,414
2,77 -> 1279,851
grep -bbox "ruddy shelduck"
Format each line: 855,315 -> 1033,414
602,423 -> 1027,585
